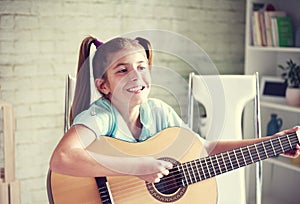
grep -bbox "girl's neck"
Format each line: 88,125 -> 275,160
115,103 -> 142,140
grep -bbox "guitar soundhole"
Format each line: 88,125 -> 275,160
146,157 -> 187,203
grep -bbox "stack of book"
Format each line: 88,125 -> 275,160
252,9 -> 294,47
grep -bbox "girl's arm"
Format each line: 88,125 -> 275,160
206,126 -> 300,157
50,125 -> 172,183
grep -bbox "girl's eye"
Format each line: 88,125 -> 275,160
139,66 -> 147,71
117,68 -> 127,73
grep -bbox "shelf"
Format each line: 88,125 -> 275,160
245,0 -> 300,203
247,46 -> 300,53
261,101 -> 300,113
264,155 -> 300,173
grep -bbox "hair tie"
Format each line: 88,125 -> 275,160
93,39 -> 103,48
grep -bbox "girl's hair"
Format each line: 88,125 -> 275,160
70,36 -> 152,123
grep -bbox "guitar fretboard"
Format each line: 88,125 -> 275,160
176,132 -> 299,187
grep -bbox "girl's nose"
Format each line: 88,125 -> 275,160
129,69 -> 141,81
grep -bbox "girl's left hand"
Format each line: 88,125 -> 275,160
274,126 -> 300,158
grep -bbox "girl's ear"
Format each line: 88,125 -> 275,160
95,78 -> 110,95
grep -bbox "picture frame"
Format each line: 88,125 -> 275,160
260,76 -> 287,102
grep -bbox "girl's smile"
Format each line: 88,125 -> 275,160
126,85 -> 145,93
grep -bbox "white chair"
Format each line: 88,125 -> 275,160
63,74 -> 75,132
188,73 -> 262,204
47,71 -> 101,203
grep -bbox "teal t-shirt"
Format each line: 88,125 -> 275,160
73,98 -> 200,143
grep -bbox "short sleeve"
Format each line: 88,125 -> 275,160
72,103 -> 113,138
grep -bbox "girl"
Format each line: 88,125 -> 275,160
50,35 -> 300,184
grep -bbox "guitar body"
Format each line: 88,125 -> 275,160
48,127 -> 217,203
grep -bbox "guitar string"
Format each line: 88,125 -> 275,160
103,134 -> 298,195
105,139 -> 296,198
100,140 -> 297,202
99,134 -> 298,197
105,135 -> 298,196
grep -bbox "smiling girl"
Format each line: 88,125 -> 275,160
50,36 -> 299,185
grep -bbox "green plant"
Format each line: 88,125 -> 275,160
278,59 -> 300,88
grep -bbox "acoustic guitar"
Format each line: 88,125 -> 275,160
47,127 -> 300,204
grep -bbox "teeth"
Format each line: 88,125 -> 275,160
127,86 -> 144,92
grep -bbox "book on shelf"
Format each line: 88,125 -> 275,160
252,11 -> 263,46
252,11 -> 294,47
252,11 -> 267,46
251,3 -> 275,46
264,11 -> 286,46
272,16 -> 294,47
271,17 -> 279,46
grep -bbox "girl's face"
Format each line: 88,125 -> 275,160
96,48 -> 151,108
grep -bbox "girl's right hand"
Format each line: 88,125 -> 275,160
134,157 -> 173,183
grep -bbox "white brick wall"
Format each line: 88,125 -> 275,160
0,0 -> 245,203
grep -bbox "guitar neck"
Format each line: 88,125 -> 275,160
177,132 -> 299,187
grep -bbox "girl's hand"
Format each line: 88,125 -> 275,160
274,126 -> 300,158
134,157 -> 173,183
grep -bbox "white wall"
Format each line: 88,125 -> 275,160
0,0 -> 246,203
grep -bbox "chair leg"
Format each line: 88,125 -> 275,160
255,72 -> 262,204
188,72 -> 194,128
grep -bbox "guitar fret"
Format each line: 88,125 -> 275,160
270,139 -> 277,156
254,144 -> 261,161
210,157 -> 217,176
229,151 -> 239,169
263,140 -> 275,157
283,141 -> 292,152
227,151 -> 234,171
197,160 -> 206,180
214,155 -> 222,174
278,138 -> 284,153
287,135 -> 293,149
238,149 -> 246,167
188,162 -> 195,184
272,139 -> 281,155
259,143 -> 268,160
249,145 -> 259,162
221,153 -> 228,172
241,147 -> 249,165
286,135 -> 295,151
200,159 -> 208,179
282,136 -> 294,152
197,159 -> 205,180
247,146 -> 254,164
286,134 -> 299,150
189,161 -> 197,184
280,138 -> 288,151
193,160 -> 202,182
204,159 -> 210,179
245,147 -> 252,159
184,163 -> 192,185
232,149 -> 239,168
261,142 -> 268,159
213,155 -> 222,175
204,158 -> 212,178
239,148 -> 247,166
178,165 -> 188,186
223,152 -> 231,171
277,139 -> 286,153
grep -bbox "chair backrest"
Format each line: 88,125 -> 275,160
47,74 -> 76,204
188,73 -> 261,204
64,74 -> 76,132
